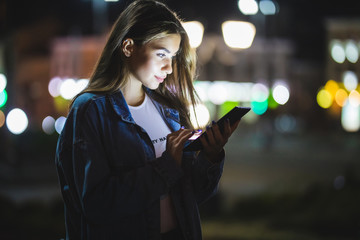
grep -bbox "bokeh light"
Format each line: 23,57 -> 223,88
317,89 -> 333,109
330,39 -> 345,63
0,110 -> 5,127
238,0 -> 259,15
60,78 -> 77,100
0,89 -> 7,108
0,73 -> 7,92
343,71 -> 358,91
259,0 -> 278,15
341,100 -> 360,132
345,40 -> 359,63
182,21 -> 204,48
251,99 -> 268,115
48,76 -> 62,97
348,90 -> 360,107
222,21 -> 256,49
189,103 -> 210,129
335,88 -> 348,107
272,84 -> 290,105
275,114 -> 297,133
55,116 -> 67,134
324,80 -> 339,96
6,108 -> 28,134
208,82 -> 228,105
251,83 -> 269,102
42,116 -> 56,135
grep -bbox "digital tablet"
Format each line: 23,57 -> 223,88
183,106 -> 251,151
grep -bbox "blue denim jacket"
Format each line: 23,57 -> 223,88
55,89 -> 225,240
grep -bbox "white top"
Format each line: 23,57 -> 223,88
128,94 -> 171,158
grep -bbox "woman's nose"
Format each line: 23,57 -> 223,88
162,59 -> 173,75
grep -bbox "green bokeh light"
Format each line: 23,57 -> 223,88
0,89 -> 7,108
251,99 -> 268,115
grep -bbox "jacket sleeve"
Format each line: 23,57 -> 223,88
57,100 -> 183,225
185,150 -> 225,204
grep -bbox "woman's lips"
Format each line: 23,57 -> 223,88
155,76 -> 165,83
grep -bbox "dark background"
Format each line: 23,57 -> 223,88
1,0 -> 360,239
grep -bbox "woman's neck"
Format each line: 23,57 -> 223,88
122,78 -> 145,107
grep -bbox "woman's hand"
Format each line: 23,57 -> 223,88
200,119 -> 240,162
166,128 -> 194,166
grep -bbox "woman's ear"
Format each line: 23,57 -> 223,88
122,38 -> 135,57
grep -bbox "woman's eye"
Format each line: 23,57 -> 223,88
157,53 -> 166,58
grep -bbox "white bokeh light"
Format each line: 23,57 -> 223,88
272,83 -> 290,105
208,82 -> 228,105
222,21 -> 256,49
189,103 -> 210,129
60,78 -> 77,100
48,77 -> 63,97
6,108 -> 28,134
345,40 -> 359,63
330,40 -> 345,63
0,73 -> 7,92
76,78 -> 89,93
42,116 -> 56,135
251,83 -> 269,102
182,21 -> 204,48
55,116 -> 67,134
341,100 -> 360,132
238,0 -> 259,15
343,71 -> 358,91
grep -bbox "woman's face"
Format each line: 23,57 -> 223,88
127,34 -> 181,90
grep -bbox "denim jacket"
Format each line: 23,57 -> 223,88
55,89 -> 225,240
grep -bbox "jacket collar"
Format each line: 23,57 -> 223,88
107,88 -> 180,130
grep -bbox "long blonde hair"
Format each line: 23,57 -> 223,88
75,0 -> 199,128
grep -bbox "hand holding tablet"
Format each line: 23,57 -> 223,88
183,106 -> 251,151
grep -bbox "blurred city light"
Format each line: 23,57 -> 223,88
330,39 -> 345,63
182,21 -> 204,48
341,100 -> 360,132
42,116 -> 56,135
6,108 -> 28,135
48,77 -> 62,97
317,89 -> 333,109
60,78 -> 77,100
259,0 -> 278,15
0,110 -> 5,127
251,99 -> 268,115
342,70 -> 358,91
189,103 -> 210,129
76,78 -> 89,93
324,79 -> 339,96
0,89 -> 7,108
345,40 -> 359,63
55,116 -> 67,134
275,114 -> 297,133
272,83 -> 290,105
208,82 -> 228,105
348,90 -> 360,107
251,83 -> 269,102
335,88 -> 348,107
222,21 -> 256,49
0,73 -> 6,92
238,0 -> 259,15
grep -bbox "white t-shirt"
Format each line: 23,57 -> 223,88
128,94 -> 171,158
129,94 -> 178,232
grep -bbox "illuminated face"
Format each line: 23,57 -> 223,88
128,34 -> 181,90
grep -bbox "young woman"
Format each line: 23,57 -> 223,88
55,0 -> 240,239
